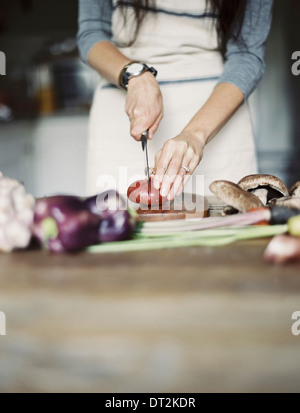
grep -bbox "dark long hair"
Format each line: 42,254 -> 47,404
116,0 -> 248,57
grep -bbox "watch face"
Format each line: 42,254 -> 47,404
127,63 -> 145,76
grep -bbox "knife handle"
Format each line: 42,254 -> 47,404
141,135 -> 147,150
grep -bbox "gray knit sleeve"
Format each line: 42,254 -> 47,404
77,0 -> 113,64
217,0 -> 273,99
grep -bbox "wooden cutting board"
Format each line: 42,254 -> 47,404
131,193 -> 210,222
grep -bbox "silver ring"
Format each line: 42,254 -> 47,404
181,165 -> 191,174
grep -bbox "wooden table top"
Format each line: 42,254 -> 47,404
0,199 -> 300,393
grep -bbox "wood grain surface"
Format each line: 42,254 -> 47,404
0,198 -> 300,393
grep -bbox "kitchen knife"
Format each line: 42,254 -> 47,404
141,129 -> 150,193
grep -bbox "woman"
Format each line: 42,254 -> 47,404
77,0 -> 273,199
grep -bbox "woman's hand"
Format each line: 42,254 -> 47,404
125,71 -> 163,141
153,131 -> 205,201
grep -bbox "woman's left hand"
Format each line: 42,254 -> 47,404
153,131 -> 204,201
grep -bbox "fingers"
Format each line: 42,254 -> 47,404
148,112 -> 163,140
172,157 -> 200,198
130,112 -> 149,141
153,140 -> 178,192
169,154 -> 193,199
130,111 -> 163,141
153,135 -> 203,201
155,140 -> 189,197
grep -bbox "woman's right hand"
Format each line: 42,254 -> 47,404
125,71 -> 163,141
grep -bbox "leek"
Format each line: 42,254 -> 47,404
88,225 -> 287,254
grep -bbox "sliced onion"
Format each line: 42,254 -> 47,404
127,177 -> 167,206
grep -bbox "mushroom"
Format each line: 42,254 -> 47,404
268,196 -> 300,210
237,174 -> 289,206
209,180 -> 264,213
289,181 -> 300,197
221,205 -> 239,216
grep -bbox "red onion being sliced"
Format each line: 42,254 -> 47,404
127,177 -> 167,206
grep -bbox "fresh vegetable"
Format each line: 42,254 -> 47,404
287,215 -> 300,237
264,234 -> 300,264
263,215 -> 300,264
209,180 -> 264,212
97,209 -> 136,242
238,174 -> 289,204
127,177 -> 167,206
33,191 -> 136,252
83,191 -> 136,242
141,208 -> 271,234
88,225 -> 287,254
140,206 -> 300,235
0,172 -> 35,252
88,205 -> 300,254
33,196 -> 101,252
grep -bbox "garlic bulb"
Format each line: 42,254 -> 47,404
0,173 -> 35,252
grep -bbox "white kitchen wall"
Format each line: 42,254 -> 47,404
0,114 -> 88,197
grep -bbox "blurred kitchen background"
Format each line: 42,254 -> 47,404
0,0 -> 299,197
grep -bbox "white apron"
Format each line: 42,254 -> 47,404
86,0 -> 257,196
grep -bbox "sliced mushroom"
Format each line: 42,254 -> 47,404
209,180 -> 264,213
268,196 -> 300,210
237,174 -> 289,205
289,181 -> 300,197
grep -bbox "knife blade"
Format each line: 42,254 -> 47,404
141,129 -> 150,194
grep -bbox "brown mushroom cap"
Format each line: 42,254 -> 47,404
209,180 -> 264,212
269,196 -> 300,210
289,181 -> 300,197
237,174 -> 289,198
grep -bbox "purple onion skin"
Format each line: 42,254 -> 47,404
84,190 -> 134,242
33,196 -> 85,247
34,196 -> 101,252
98,210 -> 135,243
34,196 -> 84,225
52,210 -> 100,252
82,195 -> 100,216
48,237 -> 65,253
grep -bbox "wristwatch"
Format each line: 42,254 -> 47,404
119,62 -> 158,90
